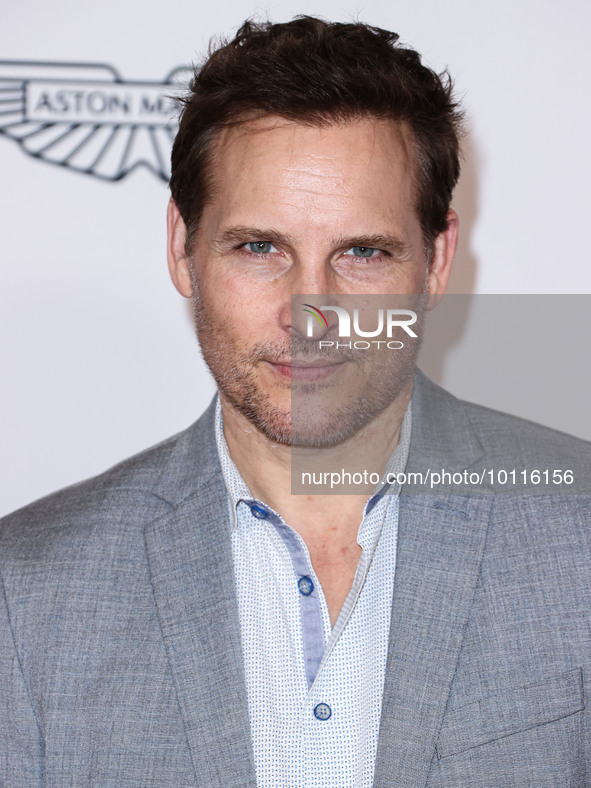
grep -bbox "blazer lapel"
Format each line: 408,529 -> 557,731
374,370 -> 493,787
374,492 -> 492,787
143,403 -> 257,787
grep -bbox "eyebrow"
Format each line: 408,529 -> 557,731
213,226 -> 412,259
334,234 -> 412,259
213,226 -> 295,250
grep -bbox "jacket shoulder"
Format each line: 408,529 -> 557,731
412,370 -> 591,498
0,400 -> 219,561
460,394 -> 591,471
416,369 -> 591,465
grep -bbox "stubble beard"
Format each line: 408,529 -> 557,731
190,287 -> 426,449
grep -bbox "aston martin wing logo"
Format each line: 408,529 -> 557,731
0,61 -> 192,182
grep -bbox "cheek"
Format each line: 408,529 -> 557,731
199,268 -> 285,332
199,287 -> 276,350
197,268 -> 242,321
406,265 -> 429,295
198,256 -> 270,302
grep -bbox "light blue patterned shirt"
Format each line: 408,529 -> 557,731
215,400 -> 411,787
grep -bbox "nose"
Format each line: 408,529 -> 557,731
278,258 -> 337,338
291,301 -> 336,339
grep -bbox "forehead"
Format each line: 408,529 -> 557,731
212,114 -> 414,189
213,113 -> 413,159
201,115 -> 420,238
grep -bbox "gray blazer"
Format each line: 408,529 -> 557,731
1,370 -> 590,787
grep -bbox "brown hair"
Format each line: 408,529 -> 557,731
170,16 -> 463,252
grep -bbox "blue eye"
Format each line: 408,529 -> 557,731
344,246 -> 379,258
245,241 -> 278,254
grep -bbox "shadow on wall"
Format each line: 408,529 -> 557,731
420,133 -> 481,385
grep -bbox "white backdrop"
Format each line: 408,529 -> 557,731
1,0 -> 590,517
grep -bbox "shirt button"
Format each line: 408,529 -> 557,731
250,505 -> 268,520
297,576 -> 314,596
314,703 -> 332,721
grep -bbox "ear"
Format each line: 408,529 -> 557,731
167,198 -> 194,298
426,209 -> 459,309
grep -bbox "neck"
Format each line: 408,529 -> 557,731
220,379 -> 413,545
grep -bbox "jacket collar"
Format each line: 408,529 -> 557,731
408,368 -> 485,475
151,396 -> 220,507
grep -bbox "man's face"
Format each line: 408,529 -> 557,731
168,116 -> 456,447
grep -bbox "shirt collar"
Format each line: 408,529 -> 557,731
215,396 -> 412,529
366,402 -> 412,511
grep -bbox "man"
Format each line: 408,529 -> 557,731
1,17 -> 589,788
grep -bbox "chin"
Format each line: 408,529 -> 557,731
290,406 -> 385,448
222,388 -> 350,448
256,401 -> 394,449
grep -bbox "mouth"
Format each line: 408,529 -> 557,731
266,358 -> 347,382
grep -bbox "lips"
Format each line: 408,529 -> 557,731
266,359 -> 346,381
